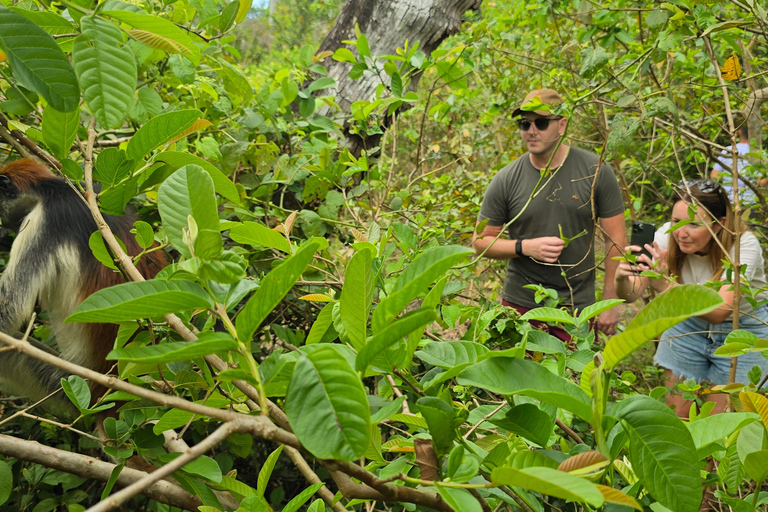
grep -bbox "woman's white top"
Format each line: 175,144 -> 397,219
655,222 -> 767,313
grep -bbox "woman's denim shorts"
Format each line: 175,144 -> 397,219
654,305 -> 768,385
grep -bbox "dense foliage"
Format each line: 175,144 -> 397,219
0,0 -> 767,511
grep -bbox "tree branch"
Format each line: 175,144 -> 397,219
0,435 -> 204,510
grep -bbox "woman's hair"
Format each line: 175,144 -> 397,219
668,181 -> 737,281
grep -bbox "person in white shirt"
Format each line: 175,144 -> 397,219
710,123 -> 767,205
615,179 -> 768,415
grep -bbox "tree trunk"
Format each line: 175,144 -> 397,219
316,0 -> 483,155
744,87 -> 767,153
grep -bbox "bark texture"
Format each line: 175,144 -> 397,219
317,0 -> 482,155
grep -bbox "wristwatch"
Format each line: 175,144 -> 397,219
515,239 -> 525,257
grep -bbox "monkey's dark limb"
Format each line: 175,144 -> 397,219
0,434 -> 206,510
0,113 -> 61,170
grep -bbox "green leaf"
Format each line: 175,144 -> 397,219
61,375 -> 91,410
132,221 -> 155,250
416,396 -> 457,455
305,303 -> 335,345
126,110 -> 201,162
286,345 -> 370,461
489,403 -> 554,447
229,222 -> 291,253
88,231 -> 120,271
714,343 -> 752,357
333,48 -> 356,63
72,17 -> 137,129
687,413 -> 758,450
340,246 -> 374,350
281,483 -> 325,512
219,1 -> 239,32
613,395 -> 701,512
0,460 -> 11,507
604,284 -> 722,369
458,358 -> 593,422
236,238 -> 327,342
158,165 -> 221,259
0,6 -> 80,112
415,341 -> 489,368
578,299 -> 624,322
257,445 -> 283,497
434,486 -> 482,512
160,453 -> 221,482
9,8 -> 75,36
153,408 -> 195,435
42,105 -> 79,160
520,307 -> 575,325
108,333 -> 237,363
744,450 -> 768,483
154,151 -> 240,205
355,308 -> 437,374
508,450 -> 559,469
580,46 -> 611,79
95,148 -> 134,188
372,245 -> 472,332
102,10 -> 200,64
491,466 -> 604,507
66,280 -> 213,323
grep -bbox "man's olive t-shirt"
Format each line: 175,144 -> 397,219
478,146 -> 625,310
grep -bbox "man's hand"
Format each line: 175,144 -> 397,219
522,237 -> 566,263
596,308 -> 620,336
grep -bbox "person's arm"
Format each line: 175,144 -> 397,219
699,285 -> 734,324
596,213 -> 626,334
471,222 -> 565,262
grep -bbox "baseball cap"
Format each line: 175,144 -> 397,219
512,89 -> 564,117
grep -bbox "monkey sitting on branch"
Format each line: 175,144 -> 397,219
0,158 -> 166,417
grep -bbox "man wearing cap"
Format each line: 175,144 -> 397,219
472,89 -> 626,339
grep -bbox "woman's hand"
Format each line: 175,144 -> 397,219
616,245 -> 652,279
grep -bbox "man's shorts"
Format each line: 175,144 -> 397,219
654,305 -> 768,385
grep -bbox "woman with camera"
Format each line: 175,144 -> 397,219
615,179 -> 768,413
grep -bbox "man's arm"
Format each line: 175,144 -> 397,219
595,213 -> 627,335
472,221 -> 565,262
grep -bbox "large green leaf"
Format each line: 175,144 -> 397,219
604,284 -> 722,369
102,10 -> 200,64
434,486 -> 483,512
9,8 -> 76,36
687,412 -> 759,450
126,110 -> 201,162
415,341 -> 489,369
744,450 -> 768,483
154,151 -> 240,205
0,6 -> 79,112
458,358 -> 593,422
0,460 -> 12,506
416,396 -> 457,455
340,246 -> 374,350
613,395 -> 701,512
229,222 -> 291,253
285,345 -> 370,461
236,238 -> 327,342
72,17 -> 137,129
489,403 -> 554,447
371,245 -> 472,332
520,307 -> 576,325
158,165 -> 221,259
355,308 -> 437,373
66,280 -> 213,323
491,466 -> 604,507
42,105 -> 80,160
107,333 -> 238,363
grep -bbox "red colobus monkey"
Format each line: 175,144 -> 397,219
0,158 -> 166,416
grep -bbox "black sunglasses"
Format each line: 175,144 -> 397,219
677,179 -> 722,194
517,117 -> 561,131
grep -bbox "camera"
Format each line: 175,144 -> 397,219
630,221 -> 655,260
